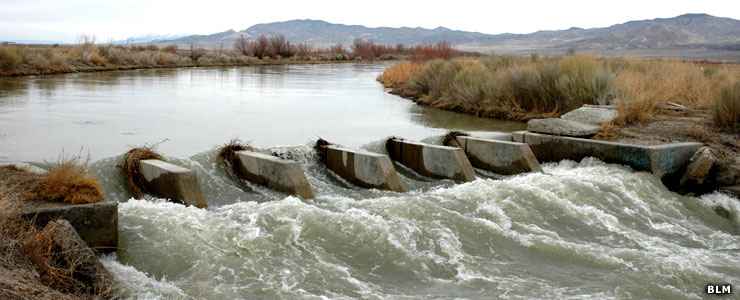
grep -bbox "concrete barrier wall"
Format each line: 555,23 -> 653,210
139,159 -> 208,208
235,151 -> 315,199
386,138 -> 475,182
456,136 -> 542,175
512,131 -> 702,178
22,201 -> 118,253
322,145 -> 406,192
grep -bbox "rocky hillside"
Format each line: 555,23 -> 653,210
158,14 -> 740,54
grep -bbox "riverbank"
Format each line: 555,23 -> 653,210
0,44 -> 362,77
0,38 -> 464,77
0,163 -> 112,299
379,55 -> 740,195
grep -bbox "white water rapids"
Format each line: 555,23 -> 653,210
89,146 -> 739,300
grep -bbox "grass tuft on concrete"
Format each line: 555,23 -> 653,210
442,131 -> 469,148
120,147 -> 162,199
314,138 -> 333,163
38,159 -> 103,204
217,139 -> 253,179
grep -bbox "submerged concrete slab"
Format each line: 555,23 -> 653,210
512,131 -> 702,178
321,145 -> 406,192
139,159 -> 207,208
386,138 -> 475,182
235,151 -> 314,199
22,201 -> 118,254
456,136 -> 542,175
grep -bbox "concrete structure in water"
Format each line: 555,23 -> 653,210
512,131 -> 702,179
22,201 -> 118,253
139,159 -> 208,208
452,135 -> 542,175
386,138 -> 476,182
317,144 -> 406,192
234,151 -> 315,199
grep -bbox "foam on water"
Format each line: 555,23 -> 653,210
96,155 -> 740,299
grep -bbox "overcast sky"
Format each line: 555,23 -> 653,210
1,0 -> 738,42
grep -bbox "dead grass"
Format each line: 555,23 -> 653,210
0,187 -> 105,299
0,159 -> 103,205
217,139 -> 253,178
378,62 -> 422,89
442,131 -> 469,148
380,55 -> 740,126
119,147 -> 162,199
314,138 -> 333,163
36,159 -> 103,204
713,81 -> 740,132
21,220 -> 112,297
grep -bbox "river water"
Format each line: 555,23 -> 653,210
1,64 -> 739,299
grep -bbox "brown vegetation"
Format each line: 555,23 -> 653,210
1,36 -> 470,76
119,147 -> 163,199
37,160 -> 103,204
380,55 -> 740,124
217,139 -> 253,179
0,185 -> 110,299
0,159 -> 103,205
713,81 -> 740,133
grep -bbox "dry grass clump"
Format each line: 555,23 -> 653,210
120,147 -> 163,198
0,46 -> 23,70
378,62 -> 422,89
713,81 -> 740,132
442,131 -> 469,148
217,139 -> 254,179
0,159 -> 103,205
37,159 -> 103,204
0,187 -> 106,299
382,55 -> 615,120
21,220 -> 112,297
314,138 -> 334,163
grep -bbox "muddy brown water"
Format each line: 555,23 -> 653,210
1,64 -> 738,300
0,63 -> 522,163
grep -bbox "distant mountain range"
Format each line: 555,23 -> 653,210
152,13 -> 740,56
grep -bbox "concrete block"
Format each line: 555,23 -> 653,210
527,118 -> 601,137
561,106 -> 618,125
386,138 -> 475,182
235,151 -> 314,199
513,131 -> 702,178
22,201 -> 118,253
139,159 -> 207,208
472,131 -> 513,142
456,136 -> 542,175
321,145 -> 406,192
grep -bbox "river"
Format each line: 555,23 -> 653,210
0,64 -> 738,299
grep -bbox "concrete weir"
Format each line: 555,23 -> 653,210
454,136 -> 542,175
318,145 -> 406,192
22,201 -> 118,253
234,151 -> 315,199
139,159 -> 208,208
386,138 -> 476,182
512,131 -> 702,178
